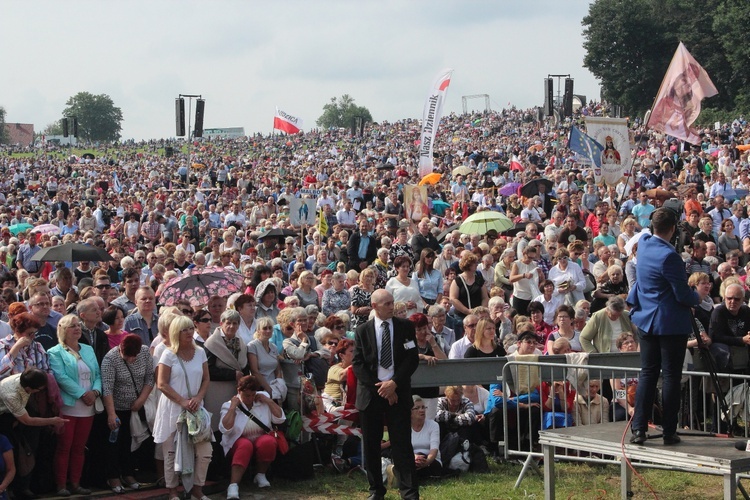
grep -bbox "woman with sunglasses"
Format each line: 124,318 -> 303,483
548,248 -> 586,306
413,249 -> 443,312
247,317 -> 286,403
192,310 -> 213,346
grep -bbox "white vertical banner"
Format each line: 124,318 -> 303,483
418,68 -> 454,177
584,117 -> 632,187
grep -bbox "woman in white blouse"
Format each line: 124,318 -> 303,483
548,248 -> 586,306
220,375 -> 285,496
386,255 -> 425,317
404,395 -> 443,478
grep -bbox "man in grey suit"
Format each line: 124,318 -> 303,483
353,289 -> 420,500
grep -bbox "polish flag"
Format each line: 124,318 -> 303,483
274,107 -> 303,134
510,155 -> 524,171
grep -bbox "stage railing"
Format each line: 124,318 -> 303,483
499,359 -> 750,468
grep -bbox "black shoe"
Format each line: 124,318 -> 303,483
630,430 -> 647,445
663,434 -> 681,445
16,490 -> 38,500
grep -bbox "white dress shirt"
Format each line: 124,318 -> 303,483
374,316 -> 395,382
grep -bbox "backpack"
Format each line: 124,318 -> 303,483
439,432 -> 461,467
284,410 -> 303,443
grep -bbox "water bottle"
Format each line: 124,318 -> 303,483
109,418 -> 121,443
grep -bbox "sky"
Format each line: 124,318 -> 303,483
1,1 -> 600,141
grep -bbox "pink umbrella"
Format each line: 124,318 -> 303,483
158,266 -> 244,307
34,224 -> 61,235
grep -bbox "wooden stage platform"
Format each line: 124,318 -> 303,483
539,421 -> 750,500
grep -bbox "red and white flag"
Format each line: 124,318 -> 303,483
647,42 -> 718,144
509,155 -> 524,172
418,68 -> 454,177
273,107 -> 303,134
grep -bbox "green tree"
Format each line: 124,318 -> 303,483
582,0 -> 671,116
42,120 -> 63,136
582,0 -> 750,118
713,2 -> 750,115
316,94 -> 373,129
63,92 -> 123,142
0,106 -> 7,145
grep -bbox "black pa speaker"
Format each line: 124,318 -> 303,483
194,99 -> 205,138
544,78 -> 554,116
175,98 -> 186,137
165,146 -> 174,158
563,78 -> 574,117
62,118 -> 69,138
73,117 -> 79,138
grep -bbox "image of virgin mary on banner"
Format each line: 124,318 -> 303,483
584,117 -> 631,187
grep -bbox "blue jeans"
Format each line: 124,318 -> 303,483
632,329 -> 688,437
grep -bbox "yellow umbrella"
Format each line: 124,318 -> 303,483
418,173 -> 442,186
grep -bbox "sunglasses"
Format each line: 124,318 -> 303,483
326,341 -> 339,346
194,317 -> 211,323
94,284 -> 110,289
180,308 -> 193,315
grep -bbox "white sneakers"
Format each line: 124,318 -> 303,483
253,473 -> 271,488
227,474 -> 270,495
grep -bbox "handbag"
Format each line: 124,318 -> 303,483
94,396 -> 104,414
237,403 -> 289,455
176,356 -> 213,444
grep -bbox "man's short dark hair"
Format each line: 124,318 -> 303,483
19,367 -> 48,390
651,207 -> 677,235
121,267 -> 139,281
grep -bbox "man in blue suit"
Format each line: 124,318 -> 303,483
627,207 -> 700,445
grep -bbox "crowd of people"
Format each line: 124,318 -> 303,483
0,103 -> 747,497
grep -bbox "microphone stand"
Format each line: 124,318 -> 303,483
690,309 -> 733,437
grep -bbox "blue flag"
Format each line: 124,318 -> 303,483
569,126 -> 604,168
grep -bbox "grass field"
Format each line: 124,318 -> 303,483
233,459 -> 727,499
